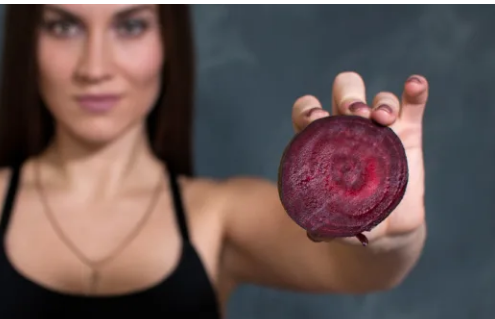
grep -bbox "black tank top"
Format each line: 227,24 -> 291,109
0,162 -> 221,318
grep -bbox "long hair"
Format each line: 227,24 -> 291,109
0,4 -> 195,176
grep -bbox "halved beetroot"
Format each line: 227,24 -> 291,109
278,115 -> 408,246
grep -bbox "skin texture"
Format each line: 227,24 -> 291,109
0,4 -> 429,317
278,115 -> 409,245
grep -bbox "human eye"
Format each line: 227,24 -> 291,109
41,18 -> 82,38
115,18 -> 149,38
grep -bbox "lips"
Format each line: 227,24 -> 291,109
75,94 -> 121,113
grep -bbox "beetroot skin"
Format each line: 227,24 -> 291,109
278,115 -> 408,246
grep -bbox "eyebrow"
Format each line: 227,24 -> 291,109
115,5 -> 155,19
43,4 -> 155,21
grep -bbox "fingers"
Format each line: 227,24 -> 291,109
371,91 -> 401,126
332,72 -> 370,118
401,75 -> 429,124
307,231 -> 334,243
307,232 -> 323,243
292,95 -> 329,133
370,75 -> 428,127
292,73 -> 428,134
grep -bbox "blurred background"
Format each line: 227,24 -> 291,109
1,4 -> 494,319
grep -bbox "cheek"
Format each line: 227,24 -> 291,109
115,35 -> 164,113
37,37 -> 79,109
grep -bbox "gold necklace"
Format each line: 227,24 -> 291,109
34,160 -> 163,295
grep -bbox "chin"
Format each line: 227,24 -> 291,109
56,118 -> 139,148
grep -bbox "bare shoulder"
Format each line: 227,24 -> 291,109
217,176 -> 281,218
173,174 -> 280,249
172,174 -> 230,243
219,176 -> 277,198
176,175 -> 227,211
175,174 -> 280,290
178,174 -> 277,220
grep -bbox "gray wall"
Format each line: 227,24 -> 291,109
192,4 -> 494,319
2,4 -> 494,319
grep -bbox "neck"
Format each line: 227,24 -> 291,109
39,123 -> 160,199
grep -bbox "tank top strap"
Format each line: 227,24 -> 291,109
167,167 -> 190,243
0,162 -> 21,233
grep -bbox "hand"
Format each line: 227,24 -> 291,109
291,72 -> 429,245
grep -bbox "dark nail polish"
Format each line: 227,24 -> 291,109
307,232 -> 322,243
356,233 -> 369,246
406,76 -> 422,84
376,104 -> 392,114
348,101 -> 369,113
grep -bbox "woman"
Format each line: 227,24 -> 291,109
0,4 -> 428,318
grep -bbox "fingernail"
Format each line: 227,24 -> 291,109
304,107 -> 326,118
348,101 -> 369,113
307,232 -> 322,243
406,76 -> 422,84
376,104 -> 392,114
356,233 -> 369,246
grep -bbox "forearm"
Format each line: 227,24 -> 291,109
327,222 -> 427,294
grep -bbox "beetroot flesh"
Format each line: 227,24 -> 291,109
278,115 -> 408,246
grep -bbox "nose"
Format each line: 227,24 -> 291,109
74,30 -> 112,85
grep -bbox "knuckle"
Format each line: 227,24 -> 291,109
373,91 -> 400,106
293,95 -> 319,112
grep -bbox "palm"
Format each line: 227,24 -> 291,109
386,126 -> 425,235
291,72 -> 429,244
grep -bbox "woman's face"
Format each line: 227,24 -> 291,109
37,4 -> 164,144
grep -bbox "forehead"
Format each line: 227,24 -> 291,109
43,4 -> 157,19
